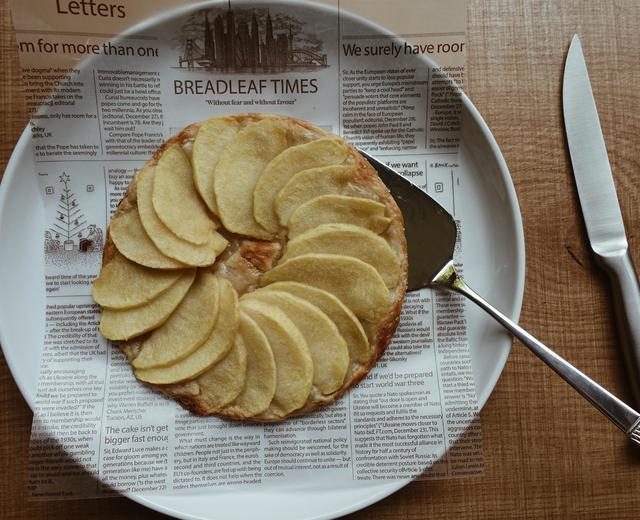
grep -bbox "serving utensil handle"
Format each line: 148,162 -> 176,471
433,261 -> 640,440
598,249 -> 640,407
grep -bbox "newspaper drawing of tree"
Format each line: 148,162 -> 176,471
50,172 -> 87,251
44,172 -> 103,262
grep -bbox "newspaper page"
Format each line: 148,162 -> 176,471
7,0 -> 482,499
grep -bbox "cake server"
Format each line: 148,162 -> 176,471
359,148 -> 640,444
563,34 -> 640,406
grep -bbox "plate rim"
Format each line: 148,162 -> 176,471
0,1 -> 525,518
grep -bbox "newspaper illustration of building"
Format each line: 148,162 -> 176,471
178,3 -> 328,72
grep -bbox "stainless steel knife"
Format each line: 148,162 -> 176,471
563,34 -> 640,405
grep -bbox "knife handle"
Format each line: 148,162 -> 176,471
599,249 -> 640,406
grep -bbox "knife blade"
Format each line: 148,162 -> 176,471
563,34 -> 640,406
563,35 -> 627,253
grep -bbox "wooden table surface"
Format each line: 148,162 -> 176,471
2,1 -> 640,518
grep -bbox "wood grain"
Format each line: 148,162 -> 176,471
2,0 -> 640,518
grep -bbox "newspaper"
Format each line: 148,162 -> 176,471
8,0 -> 482,499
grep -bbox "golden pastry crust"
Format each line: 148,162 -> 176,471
103,113 -> 408,422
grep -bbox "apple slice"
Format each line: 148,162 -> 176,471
221,312 -> 276,418
132,272 -> 220,369
253,138 -> 350,232
275,164 -> 356,226
192,116 -> 242,215
261,254 -> 389,322
152,144 -> 215,245
287,195 -> 391,238
110,202 -> 186,269
175,333 -> 248,411
240,298 -> 313,418
282,223 -> 401,288
134,278 -> 238,384
245,289 -> 349,395
99,270 -> 196,341
92,251 -> 182,309
137,166 -> 227,266
263,281 -> 370,364
213,118 -> 288,239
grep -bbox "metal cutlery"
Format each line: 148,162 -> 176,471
563,34 -> 640,407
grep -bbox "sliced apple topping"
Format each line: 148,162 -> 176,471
192,116 -> 242,215
99,270 -> 196,341
240,298 -> 313,418
287,194 -> 391,238
214,119 -> 289,239
167,333 -> 247,412
245,289 -> 349,395
110,201 -> 186,269
152,144 -> 216,245
262,281 -> 370,364
261,253 -> 390,322
92,251 -> 182,309
137,165 -> 227,266
135,277 -> 238,384
253,138 -> 350,232
221,312 -> 277,418
132,272 -> 220,369
282,223 -> 401,288
275,164 -> 357,226
96,114 -> 407,422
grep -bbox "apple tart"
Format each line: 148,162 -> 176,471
92,113 -> 408,422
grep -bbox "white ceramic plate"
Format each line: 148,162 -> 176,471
0,2 -> 524,518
